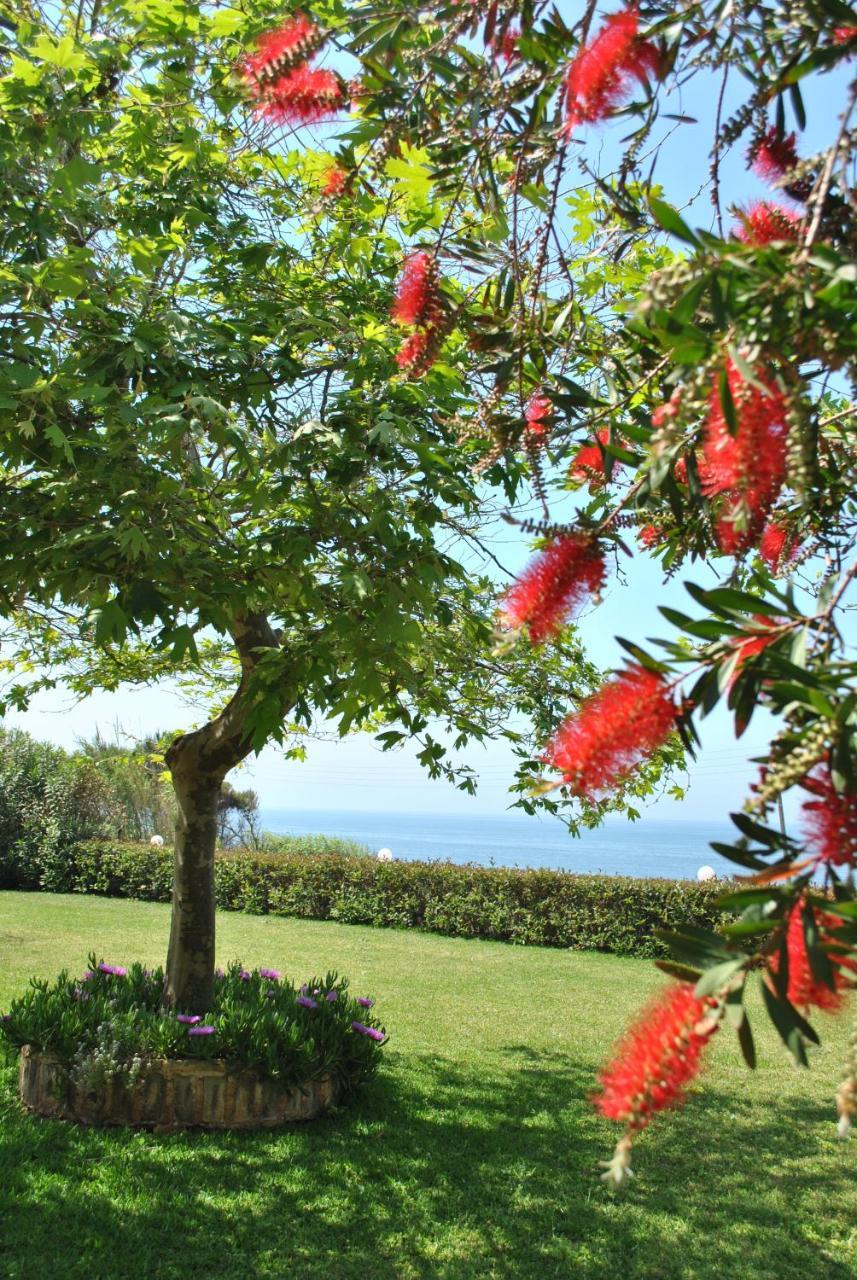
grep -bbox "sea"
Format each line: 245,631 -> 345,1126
259,807 -> 740,882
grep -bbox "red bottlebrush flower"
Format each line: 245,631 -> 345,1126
749,128 -> 800,184
772,898 -> 854,1013
524,391 -> 553,440
674,456 -> 688,485
394,329 -> 438,376
596,982 -> 719,1129
637,523 -> 664,549
569,428 -> 619,489
545,664 -> 676,798
391,251 -> 442,328
564,8 -> 660,133
256,66 -> 346,125
725,615 -> 784,688
500,534 -> 606,645
736,202 -> 800,246
242,14 -> 325,91
320,164 -> 348,198
801,768 -> 857,869
493,26 -> 520,64
834,26 -> 857,44
759,518 -> 799,572
700,360 -> 789,554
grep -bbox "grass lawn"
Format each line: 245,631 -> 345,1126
0,892 -> 855,1280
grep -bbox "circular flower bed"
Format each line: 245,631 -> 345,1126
1,956 -> 386,1129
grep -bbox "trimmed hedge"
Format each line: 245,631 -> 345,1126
3,839 -> 731,959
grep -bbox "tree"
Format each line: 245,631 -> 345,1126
307,0 -> 854,1182
0,0 -> 682,1012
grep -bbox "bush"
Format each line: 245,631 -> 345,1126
259,832 -> 373,858
0,955 -> 385,1094
8,839 -> 731,959
0,729 -> 115,890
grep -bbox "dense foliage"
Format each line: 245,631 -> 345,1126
0,953 -> 385,1093
0,0 -> 682,1012
1,0 -> 855,1179
265,0 -> 855,1183
4,837 -> 729,958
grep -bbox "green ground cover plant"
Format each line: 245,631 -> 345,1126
0,891 -> 854,1280
1,956 -> 384,1092
3,838 -> 730,958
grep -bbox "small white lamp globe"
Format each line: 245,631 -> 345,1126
377,848 -> 393,863
150,834 -> 165,848
697,865 -> 716,883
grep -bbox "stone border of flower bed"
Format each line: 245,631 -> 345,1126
18,1045 -> 337,1131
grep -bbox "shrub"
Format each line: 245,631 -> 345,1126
10,839 -> 730,959
0,729 -> 115,890
258,832 -> 373,858
0,955 -> 385,1094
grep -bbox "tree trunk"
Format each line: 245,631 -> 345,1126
163,613 -> 282,1012
165,762 -> 223,1012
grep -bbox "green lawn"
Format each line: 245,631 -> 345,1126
0,892 -> 855,1280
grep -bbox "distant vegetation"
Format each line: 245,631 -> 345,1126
0,725 -> 369,890
2,835 -> 728,961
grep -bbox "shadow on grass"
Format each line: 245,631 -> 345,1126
0,1047 -> 852,1280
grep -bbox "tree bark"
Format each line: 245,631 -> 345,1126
164,613 -> 281,1012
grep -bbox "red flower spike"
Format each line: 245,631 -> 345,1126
674,456 -> 688,485
759,519 -> 799,572
391,251 -> 442,328
524,391 -> 553,441
545,664 -> 676,799
394,329 -> 438,376
569,428 -> 619,489
700,360 -> 789,554
256,66 -> 346,125
772,898 -> 854,1013
638,523 -> 662,549
801,769 -> 857,870
736,202 -> 800,246
500,534 -> 606,645
834,26 -> 857,44
493,26 -> 520,64
242,14 -> 325,91
564,8 -> 660,133
320,164 -> 348,198
749,128 -> 800,184
726,615 -> 784,689
596,982 -> 719,1130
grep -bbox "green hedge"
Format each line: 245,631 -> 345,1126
3,838 -> 730,959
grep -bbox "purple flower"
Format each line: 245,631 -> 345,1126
266,989 -> 276,999
98,963 -> 127,977
297,995 -> 318,1010
300,984 -> 308,995
325,990 -> 338,1002
351,1021 -> 385,1042
239,970 -> 251,981
356,997 -> 375,1009
81,971 -> 96,982
177,1014 -> 201,1025
259,968 -> 280,981
188,1025 -> 216,1036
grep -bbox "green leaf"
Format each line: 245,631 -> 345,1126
648,197 -> 700,246
736,1012 -> 757,1069
208,8 -> 245,36
694,957 -> 745,998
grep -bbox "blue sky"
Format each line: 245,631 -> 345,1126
5,30 -> 851,831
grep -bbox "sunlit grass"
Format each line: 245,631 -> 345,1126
1,891 -> 854,1280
